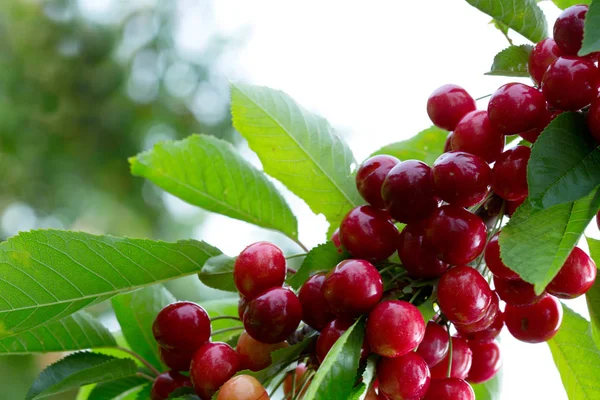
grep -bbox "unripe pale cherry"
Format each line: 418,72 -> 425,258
236,331 -> 288,371
283,364 -> 311,399
234,242 -> 286,299
217,375 -> 270,400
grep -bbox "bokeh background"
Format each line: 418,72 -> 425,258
0,0 -> 591,399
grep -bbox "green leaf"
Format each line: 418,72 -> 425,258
0,311 -> 115,354
112,285 -> 176,370
369,126 -> 448,166
485,45 -> 533,77
198,254 -> 237,293
472,369 -> 502,399
135,384 -> 152,400
169,396 -> 200,400
87,376 -> 147,400
528,113 -> 600,209
580,0 -> 600,56
348,358 -> 376,400
167,387 -> 196,399
0,229 -> 221,338
499,190 -> 600,294
26,352 -> 138,400
230,83 -> 361,236
303,319 -> 365,400
465,0 -> 548,43
201,298 -> 243,343
552,0 -> 590,10
586,236 -> 600,349
130,134 -> 298,239
548,305 -> 600,399
417,296 -> 436,323
287,241 -> 349,289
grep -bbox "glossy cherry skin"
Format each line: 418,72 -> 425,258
153,302 -> 211,352
488,83 -> 547,135
416,322 -> 450,368
505,294 -> 563,343
339,206 -> 400,262
298,273 -> 335,330
151,371 -> 193,400
484,232 -> 520,280
424,205 -> 487,265
397,222 -> 449,279
317,318 -> 369,363
554,5 -> 588,55
493,276 -> 543,306
236,331 -> 288,371
432,151 -> 491,207
234,242 -> 286,299
427,84 -> 477,131
283,364 -> 310,399
492,146 -> 531,202
217,375 -> 270,400
542,57 -> 599,111
159,346 -> 192,372
190,342 -> 241,400
454,292 -> 499,334
529,38 -> 562,86
322,259 -> 383,317
451,110 -> 505,163
356,155 -> 401,208
437,266 -> 493,325
366,300 -> 426,358
331,228 -> 343,253
243,287 -> 302,344
378,352 -> 431,400
458,311 -> 504,343
423,378 -> 475,400
547,247 -> 597,299
430,337 -> 473,380
587,97 -> 600,144
467,340 -> 501,384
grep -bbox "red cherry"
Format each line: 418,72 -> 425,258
298,273 -> 335,330
432,151 -> 491,207
234,242 -> 286,299
356,155 -> 401,209
151,371 -> 193,400
458,311 -> 504,343
416,322 -> 450,368
190,342 -> 241,400
322,259 -> 383,317
547,247 -> 597,299
316,318 -> 368,363
153,302 -> 211,352
283,364 -> 311,399
505,294 -> 563,343
427,84 -> 477,131
424,205 -> 487,265
492,146 -> 531,202
378,352 -> 431,400
397,222 -> 449,279
484,232 -> 520,280
331,228 -> 343,252
488,83 -> 547,135
159,346 -> 192,372
437,266 -> 492,325
453,292 -> 499,334
519,108 -> 560,143
381,160 -> 439,224
542,57 -> 599,111
444,132 -> 454,153
467,340 -> 501,384
235,331 -> 288,372
243,287 -> 302,344
366,300 -> 426,358
451,110 -> 505,163
554,5 -> 588,55
339,206 -> 400,261
217,375 -> 269,400
493,276 -> 543,307
423,378 -> 475,400
430,337 -> 473,380
529,38 -> 562,86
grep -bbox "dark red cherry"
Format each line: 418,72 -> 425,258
381,160 -> 439,224
234,242 -> 286,299
505,294 -> 563,343
423,378 -> 475,400
444,132 -> 454,153
437,266 -> 492,325
484,232 -> 520,280
378,352 -> 431,400
322,259 -> 383,317
427,84 -> 477,131
488,83 -> 547,135
547,247 -> 597,299
529,38 -> 562,86
493,276 -> 543,306
236,331 -> 288,372
153,302 -> 211,352
151,371 -> 193,400
339,206 -> 400,262
451,110 -> 505,163
430,337 -> 473,380
453,292 -> 499,334
243,287 -> 302,344
416,322 -> 450,368
397,222 -> 449,279
298,273 -> 335,330
467,340 -> 501,384
190,342 -> 241,399
316,318 -> 368,363
331,228 -> 343,253
492,146 -> 531,202
542,57 -> 599,111
424,205 -> 487,265
159,346 -> 192,372
432,151 -> 491,207
356,155 -> 401,209
458,311 -> 504,343
554,4 -> 588,55
366,300 -> 426,358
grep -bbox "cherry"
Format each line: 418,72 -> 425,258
493,276 -> 543,306
423,378 -> 475,400
451,110 -> 505,163
331,228 -> 343,252
322,259 -> 383,317
236,331 -> 288,372
397,222 -> 449,279
547,247 -> 597,299
427,84 -> 477,131
492,146 -> 531,202
317,318 -> 369,363
457,311 -> 504,343
298,273 -> 335,330
159,345 -> 192,372
453,291 -> 499,334
243,287 -> 302,344
474,193 -> 504,229
424,205 -> 487,265
283,364 -> 311,399
484,232 -> 520,280
356,155 -> 400,208
151,371 -> 193,400
542,57 -> 598,111
153,302 -> 211,352
444,132 -> 454,153
365,385 -> 381,400
366,300 -> 426,358
437,266 -> 492,325
488,83 -> 547,135
238,297 -> 249,320
217,375 -> 269,400
378,352 -> 431,400
519,108 -> 560,143
234,242 -> 286,299
505,294 -> 563,343
467,340 -> 501,384
190,342 -> 241,400
554,5 -> 588,55
432,151 -> 491,207
430,337 -> 473,380
505,196 -> 526,217
416,322 -> 450,368
529,38 -> 562,86
339,206 -> 400,261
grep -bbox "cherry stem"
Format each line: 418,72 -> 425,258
409,287 -> 425,304
210,315 -> 241,323
211,326 -> 244,337
287,267 -> 298,275
446,323 -> 453,378
286,253 -> 307,260
136,371 -> 156,382
116,346 -> 161,377
291,237 -> 310,252
269,368 -> 291,397
474,202 -> 506,274
293,370 -> 316,400
475,93 -> 492,101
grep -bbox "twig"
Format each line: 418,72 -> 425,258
446,324 -> 453,378
211,326 -> 244,336
210,315 -> 241,323
116,346 -> 161,377
291,237 -> 309,252
286,253 -> 307,260
136,371 -> 156,382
